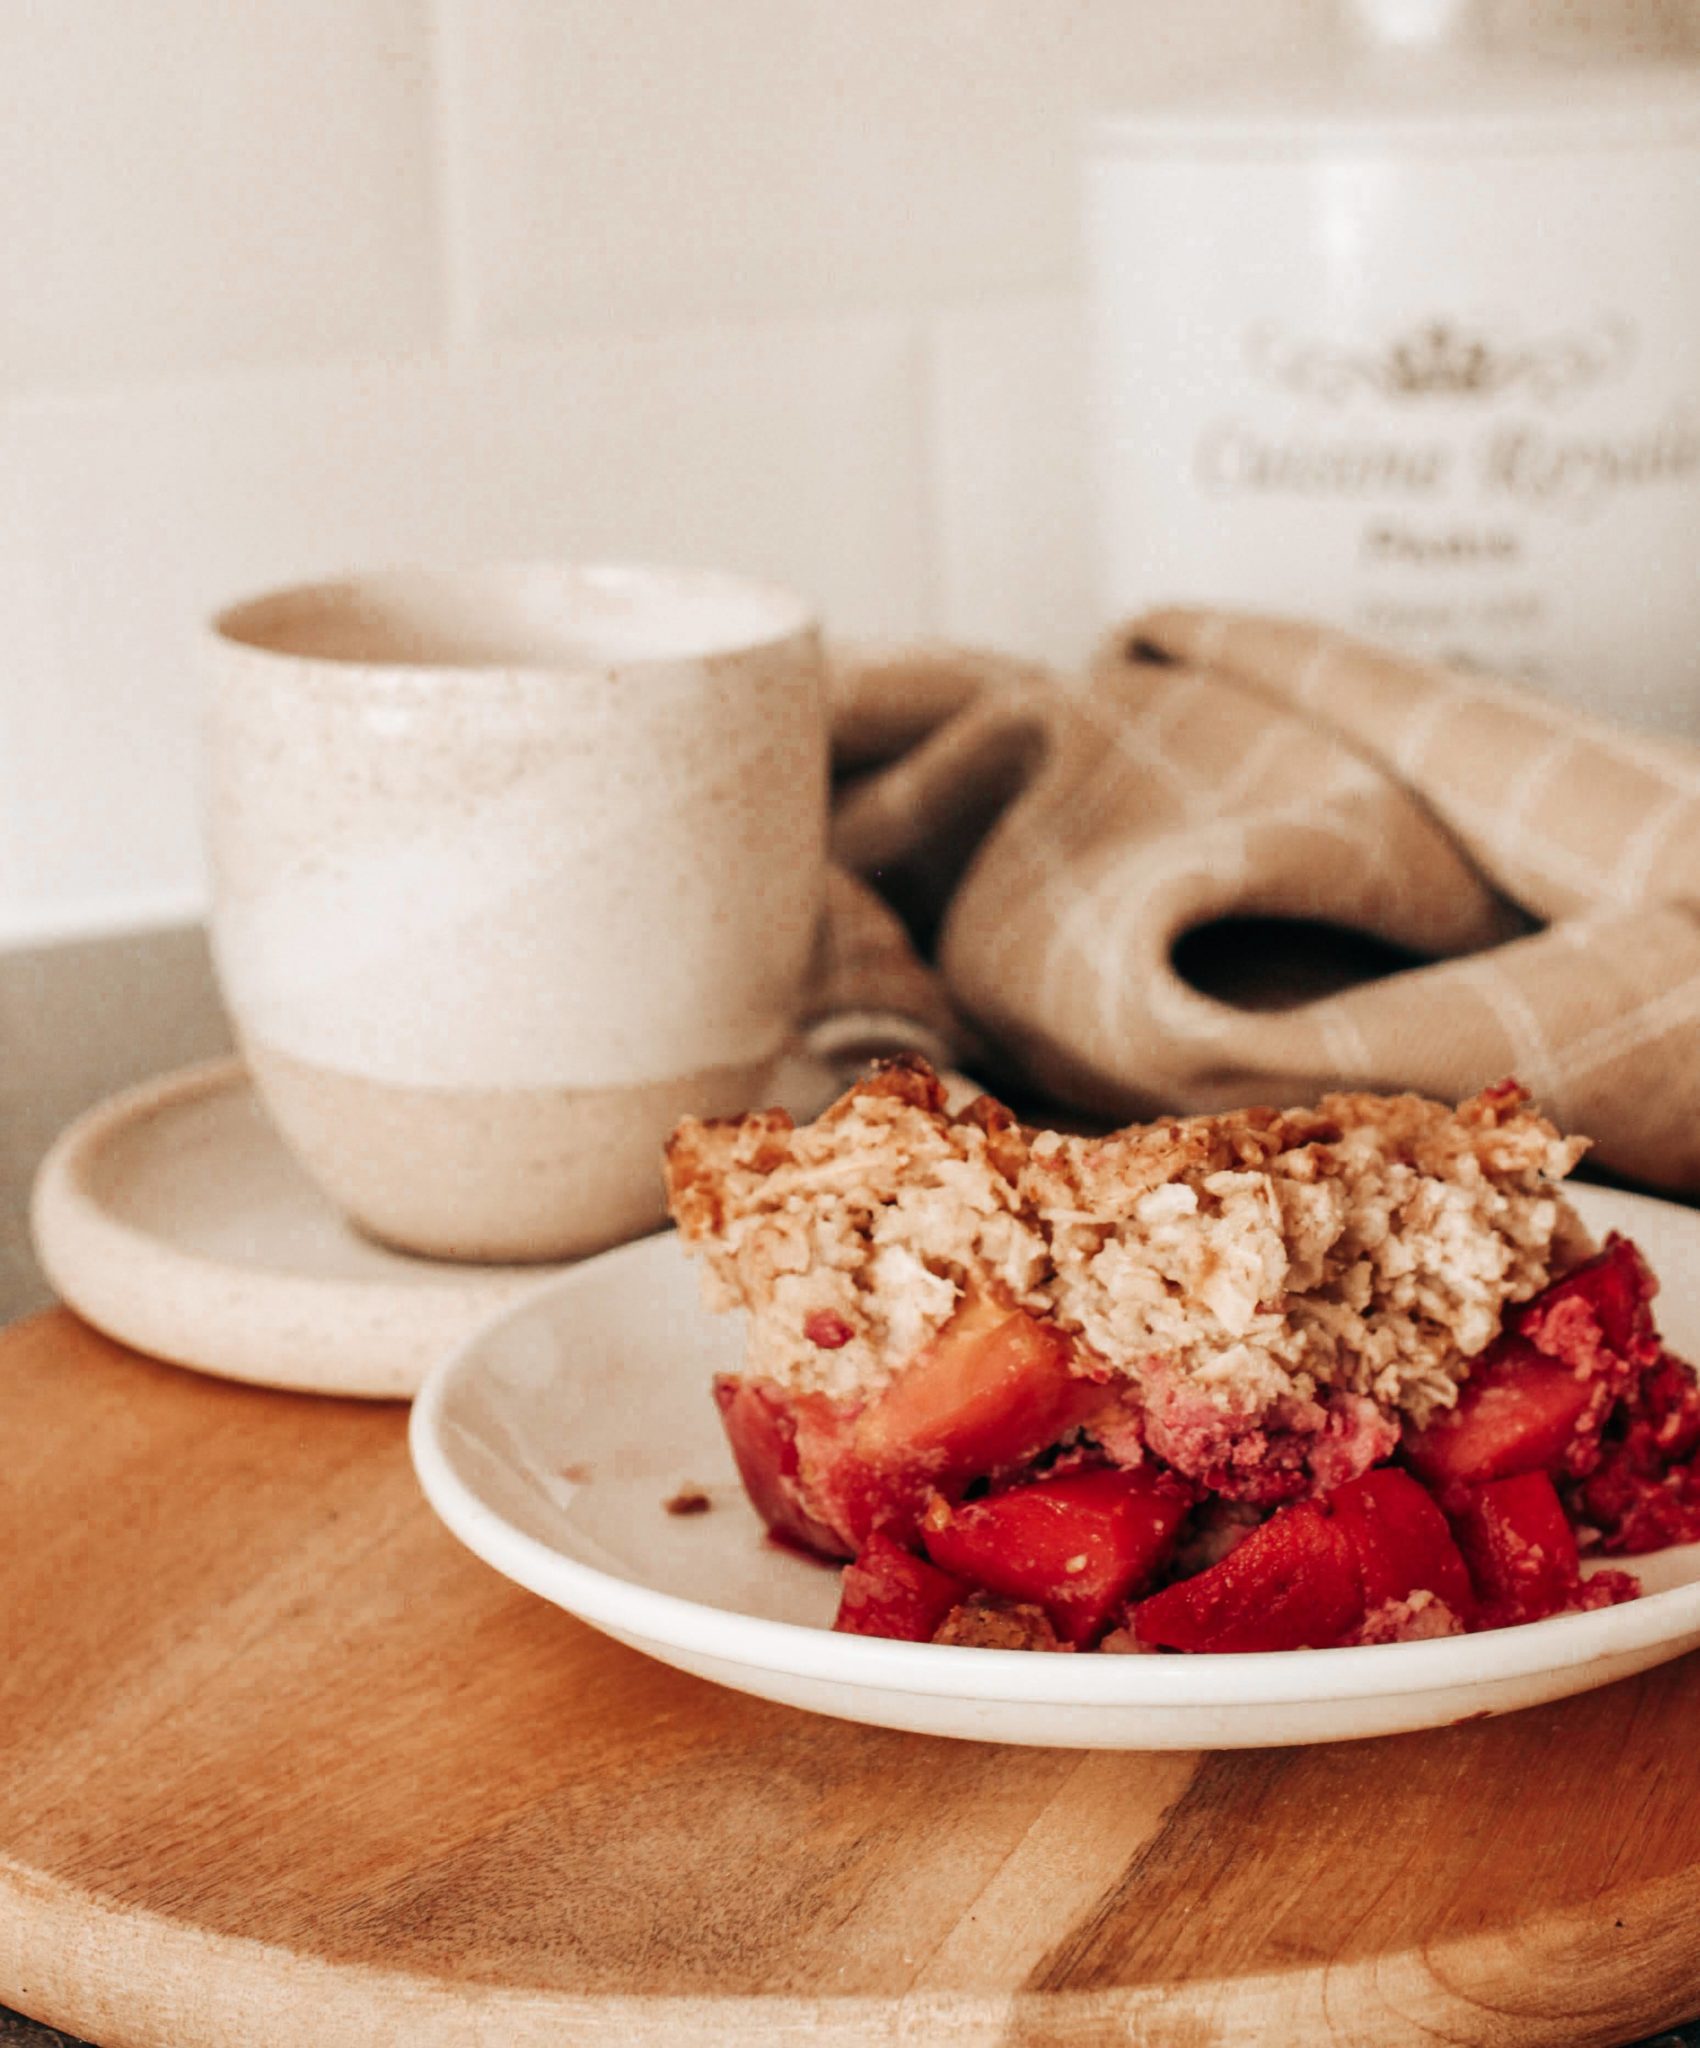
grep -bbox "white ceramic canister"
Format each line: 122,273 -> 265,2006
1085,0 -> 1700,736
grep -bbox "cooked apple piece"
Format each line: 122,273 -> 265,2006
1403,1337 -> 1597,1503
713,1375 -> 853,1560
1131,1499 -> 1363,1654
920,1466 -> 1192,1649
1448,1470 -> 1581,1627
1327,1467 -> 1474,1621
853,1297 -> 1087,1481
804,1298 -> 1096,1551
716,1300 -> 1096,1557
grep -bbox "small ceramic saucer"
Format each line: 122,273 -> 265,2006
29,1060 -> 570,1398
29,1053 -> 849,1401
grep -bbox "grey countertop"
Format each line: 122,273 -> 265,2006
2,924 -> 1697,2048
0,925 -> 232,1320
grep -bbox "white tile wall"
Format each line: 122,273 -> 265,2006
927,296 -> 1096,667
432,0 -> 1333,340
1,0 -> 1696,943
0,0 -> 443,390
0,318 -> 926,937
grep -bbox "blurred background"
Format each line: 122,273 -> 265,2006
2,0 -> 1697,950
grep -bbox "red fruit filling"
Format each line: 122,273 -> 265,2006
1515,1236 -> 1659,1365
719,1235 -> 1700,1652
713,1376 -> 851,1561
833,1531 -> 968,1641
1447,1471 -> 1583,1628
1403,1236 -> 1678,1543
721,1296 -> 1100,1558
855,1294 -> 1090,1475
803,1310 -> 854,1350
1567,1349 -> 1700,1554
1403,1336 -> 1603,1504
920,1466 -> 1192,1648
1132,1499 -> 1363,1653
1328,1468 -> 1476,1623
1140,1375 -> 1398,1506
1130,1469 -> 1474,1653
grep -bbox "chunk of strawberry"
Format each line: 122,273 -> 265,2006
833,1532 -> 968,1642
1131,1499 -> 1363,1653
1515,1237 -> 1658,1364
713,1375 -> 853,1560
1403,1337 -> 1595,1504
1327,1467 -> 1475,1622
1448,1471 -> 1581,1627
921,1466 -> 1192,1649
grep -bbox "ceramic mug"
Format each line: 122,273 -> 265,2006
205,563 -> 828,1262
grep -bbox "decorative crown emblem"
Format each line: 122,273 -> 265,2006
1247,318 -> 1634,408
1384,323 -> 1515,397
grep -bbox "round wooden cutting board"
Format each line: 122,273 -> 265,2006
4,1310 -> 1700,2048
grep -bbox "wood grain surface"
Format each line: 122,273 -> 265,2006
3,1310 -> 1699,2048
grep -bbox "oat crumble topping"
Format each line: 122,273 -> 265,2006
664,1059 -> 1589,1429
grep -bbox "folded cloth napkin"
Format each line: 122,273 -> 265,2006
808,608 -> 1700,1193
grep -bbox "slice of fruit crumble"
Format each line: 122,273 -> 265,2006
663,1058 -> 1699,1652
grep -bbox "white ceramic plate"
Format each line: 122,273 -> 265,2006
410,1182 -> 1700,1748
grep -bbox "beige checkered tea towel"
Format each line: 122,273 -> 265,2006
809,608 -> 1700,1192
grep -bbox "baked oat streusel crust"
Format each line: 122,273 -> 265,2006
664,1058 -> 1589,1427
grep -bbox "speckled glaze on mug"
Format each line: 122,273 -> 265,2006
205,564 -> 827,1262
